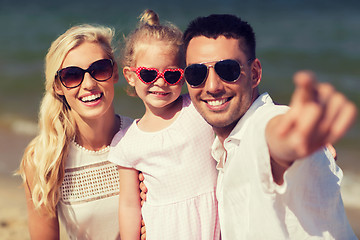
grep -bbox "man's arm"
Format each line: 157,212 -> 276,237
266,71 -> 357,184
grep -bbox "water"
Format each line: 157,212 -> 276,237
0,0 -> 359,212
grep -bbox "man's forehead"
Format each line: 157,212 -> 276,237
185,36 -> 245,64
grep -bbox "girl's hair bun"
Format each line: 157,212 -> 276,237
139,9 -> 160,26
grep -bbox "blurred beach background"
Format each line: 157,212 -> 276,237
0,0 -> 359,238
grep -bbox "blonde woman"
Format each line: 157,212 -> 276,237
18,24 -> 132,239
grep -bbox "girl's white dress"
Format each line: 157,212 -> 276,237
57,115 -> 133,240
109,94 -> 220,240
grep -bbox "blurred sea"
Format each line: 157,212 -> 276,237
0,0 -> 359,234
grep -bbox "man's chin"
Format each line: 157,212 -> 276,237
201,110 -> 238,129
203,114 -> 230,128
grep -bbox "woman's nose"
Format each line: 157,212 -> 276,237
81,72 -> 97,89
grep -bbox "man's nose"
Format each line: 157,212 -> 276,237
203,67 -> 224,93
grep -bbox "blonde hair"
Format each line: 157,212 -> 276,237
122,9 -> 184,96
18,24 -> 116,216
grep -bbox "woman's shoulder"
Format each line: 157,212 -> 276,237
111,115 -> 136,146
181,93 -> 191,107
118,115 -> 134,130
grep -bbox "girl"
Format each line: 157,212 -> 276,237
18,24 -> 132,239
109,10 -> 220,239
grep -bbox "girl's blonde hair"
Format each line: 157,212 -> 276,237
122,9 -> 184,96
18,24 -> 116,216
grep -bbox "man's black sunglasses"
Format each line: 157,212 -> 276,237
184,59 -> 252,87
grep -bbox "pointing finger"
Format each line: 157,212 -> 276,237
291,70 -> 318,106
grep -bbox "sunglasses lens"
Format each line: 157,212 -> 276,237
164,70 -> 182,84
90,59 -> 113,81
139,69 -> 158,83
184,64 -> 208,87
58,59 -> 113,88
59,67 -> 84,88
215,59 -> 241,82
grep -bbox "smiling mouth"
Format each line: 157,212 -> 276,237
149,91 -> 169,96
80,93 -> 103,102
205,97 -> 231,106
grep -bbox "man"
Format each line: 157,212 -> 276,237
182,14 -> 357,239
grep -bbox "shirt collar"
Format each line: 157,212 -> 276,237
212,137 -> 225,170
211,92 -> 272,169
228,92 -> 272,141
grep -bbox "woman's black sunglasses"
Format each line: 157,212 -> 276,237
184,59 -> 250,87
56,59 -> 114,88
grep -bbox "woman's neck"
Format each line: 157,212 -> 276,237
73,109 -> 119,151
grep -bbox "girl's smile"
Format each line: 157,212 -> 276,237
124,40 -> 184,114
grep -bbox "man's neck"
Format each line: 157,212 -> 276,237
213,91 -> 260,146
213,120 -> 239,146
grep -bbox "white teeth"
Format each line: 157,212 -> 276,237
151,92 -> 167,95
207,99 -> 226,106
81,93 -> 101,102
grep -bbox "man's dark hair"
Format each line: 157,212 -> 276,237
183,14 -> 256,61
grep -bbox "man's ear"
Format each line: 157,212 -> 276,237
123,67 -> 136,87
250,58 -> 262,88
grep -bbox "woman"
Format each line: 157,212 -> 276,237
18,24 -> 132,239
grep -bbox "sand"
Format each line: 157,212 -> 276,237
0,128 -> 68,240
0,127 -> 359,239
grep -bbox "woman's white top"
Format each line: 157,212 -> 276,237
57,115 -> 133,240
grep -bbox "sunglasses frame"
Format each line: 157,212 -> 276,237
130,67 -> 184,85
184,59 -> 252,87
56,59 -> 114,89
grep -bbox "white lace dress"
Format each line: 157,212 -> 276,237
57,115 -> 133,240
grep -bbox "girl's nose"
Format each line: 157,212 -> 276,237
153,76 -> 166,86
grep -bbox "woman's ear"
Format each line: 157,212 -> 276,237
54,80 -> 64,96
250,58 -> 262,88
123,67 -> 136,87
